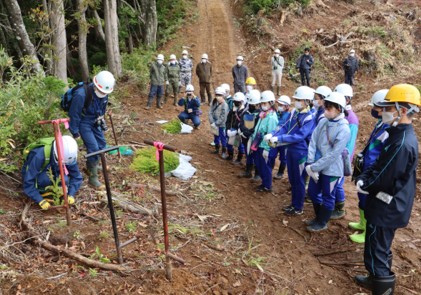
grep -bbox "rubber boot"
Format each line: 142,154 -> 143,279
276,86 -> 280,97
212,145 -> 220,154
252,166 -> 261,181
349,209 -> 367,244
145,97 -> 153,110
274,163 -> 286,179
87,160 -> 104,189
225,151 -> 234,161
330,201 -> 346,219
349,209 -> 366,230
157,96 -> 163,109
355,274 -> 374,291
305,203 -> 321,226
372,274 -> 395,295
240,164 -> 253,178
173,96 -> 177,106
221,147 -> 228,159
306,205 -> 332,232
233,153 -> 244,165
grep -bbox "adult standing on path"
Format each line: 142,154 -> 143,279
146,54 -> 167,110
196,53 -> 213,104
354,84 -> 420,295
165,54 -> 181,106
179,50 -> 193,89
232,55 -> 248,93
296,48 -> 314,87
271,49 -> 284,96
343,49 -> 359,86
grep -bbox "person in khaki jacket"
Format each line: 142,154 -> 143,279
196,53 -> 213,104
165,54 -> 181,106
146,54 -> 168,110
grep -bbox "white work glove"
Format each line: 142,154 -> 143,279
263,150 -> 269,161
166,81 -> 169,85
305,165 -> 319,183
270,136 -> 278,144
227,129 -> 237,137
263,134 -> 273,142
356,180 -> 369,195
211,123 -> 217,128
178,81 -> 182,86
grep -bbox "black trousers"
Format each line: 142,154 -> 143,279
364,222 -> 396,277
344,71 -> 355,86
299,68 -> 311,86
199,82 -> 212,103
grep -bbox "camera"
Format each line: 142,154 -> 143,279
95,116 -> 108,132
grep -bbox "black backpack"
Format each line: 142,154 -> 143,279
60,82 -> 93,112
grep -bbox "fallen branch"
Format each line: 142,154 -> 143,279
20,203 -> 128,273
100,193 -> 155,216
284,226 -> 308,243
318,258 -> 364,267
129,183 -> 178,196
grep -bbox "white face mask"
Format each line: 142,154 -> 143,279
237,61 -> 243,66
261,105 -> 269,111
233,106 -> 238,111
182,55 -> 187,59
274,54 -> 280,57
201,59 -> 207,63
381,111 -> 398,125
157,60 -> 163,65
350,53 -> 355,57
295,101 -> 303,110
313,100 -> 320,109
246,85 -> 253,92
278,106 -> 284,113
95,89 -> 107,98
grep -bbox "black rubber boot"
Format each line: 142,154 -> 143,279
276,86 -> 280,97
240,164 -> 253,178
355,274 -> 374,291
305,203 -> 321,226
156,96 -> 163,109
225,151 -> 234,161
274,163 -> 286,179
221,147 -> 228,159
372,274 -> 395,295
252,166 -> 261,181
330,201 -> 346,219
212,145 -> 220,154
233,153 -> 244,165
306,205 -> 332,232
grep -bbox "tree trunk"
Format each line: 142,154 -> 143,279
104,0 -> 122,77
49,0 -> 67,82
77,0 -> 89,81
41,0 -> 53,74
92,9 -> 106,42
140,0 -> 157,47
4,0 -> 43,74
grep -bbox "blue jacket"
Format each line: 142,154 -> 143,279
21,147 -> 83,204
307,115 -> 351,177
343,56 -> 359,73
273,108 -> 315,152
277,111 -> 291,126
178,96 -> 201,114
358,124 -> 418,228
69,83 -> 108,137
296,54 -> 314,70
314,107 -> 325,125
362,120 -> 389,169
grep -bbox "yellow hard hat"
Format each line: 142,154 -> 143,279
246,77 -> 256,85
385,84 -> 421,106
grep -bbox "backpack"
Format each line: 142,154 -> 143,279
60,82 -> 93,112
23,137 -> 55,170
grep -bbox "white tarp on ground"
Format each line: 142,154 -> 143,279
180,123 -> 193,134
171,154 -> 196,180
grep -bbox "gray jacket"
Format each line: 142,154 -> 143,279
232,65 -> 248,85
208,100 -> 228,127
307,115 -> 351,177
271,56 -> 284,72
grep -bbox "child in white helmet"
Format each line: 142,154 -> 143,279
226,92 -> 248,163
209,87 -> 229,158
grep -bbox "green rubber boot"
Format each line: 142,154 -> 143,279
348,209 -> 366,230
87,160 -> 104,189
349,229 -> 366,244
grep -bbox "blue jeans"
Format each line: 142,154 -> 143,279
308,174 -> 341,210
80,120 -> 106,163
147,84 -> 164,106
252,148 -> 272,189
178,111 -> 201,127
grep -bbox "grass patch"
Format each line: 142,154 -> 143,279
131,147 -> 179,176
162,119 -> 182,134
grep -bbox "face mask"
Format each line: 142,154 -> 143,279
170,61 -> 176,65
249,105 -> 256,112
157,60 -> 163,65
371,109 -> 380,119
261,105 -> 269,111
216,96 -> 224,103
274,54 -> 280,57
246,85 -> 253,92
295,101 -> 303,110
350,53 -> 355,57
233,106 -> 238,111
324,109 -> 338,120
237,61 -> 243,66
182,55 -> 187,59
313,100 -> 320,109
381,111 -> 397,125
201,59 -> 207,63
95,89 -> 107,98
278,106 -> 284,113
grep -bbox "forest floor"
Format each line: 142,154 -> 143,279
1,0 -> 421,294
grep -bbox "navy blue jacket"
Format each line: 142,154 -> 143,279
22,147 -> 83,204
178,96 -> 201,113
226,105 -> 248,130
358,124 -> 418,228
69,83 -> 108,137
343,56 -> 359,73
296,54 -> 314,70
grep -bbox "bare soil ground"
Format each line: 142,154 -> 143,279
1,0 -> 420,294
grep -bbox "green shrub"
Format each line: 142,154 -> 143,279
121,47 -> 156,92
131,147 -> 179,175
162,119 -> 182,134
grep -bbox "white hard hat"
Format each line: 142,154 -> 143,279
274,49 -> 281,54
169,54 -> 176,60
201,53 -> 208,59
260,90 -> 276,103
182,50 -> 188,55
54,135 -> 78,165
349,49 -> 355,54
293,86 -> 315,100
215,87 -> 225,96
277,95 -> 291,106
236,55 -> 244,61
369,89 -> 389,107
334,83 -> 353,98
247,90 -> 261,105
220,83 -> 230,94
157,54 -> 164,61
233,92 -> 246,103
185,84 -> 194,92
93,70 -> 115,94
314,86 -> 332,98
324,92 -> 346,109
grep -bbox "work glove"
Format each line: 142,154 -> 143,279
39,200 -> 51,210
166,81 -> 169,85
356,180 -> 369,195
227,129 -> 237,137
211,123 -> 217,129
263,134 -> 273,142
305,165 -> 319,183
263,150 -> 269,161
61,195 -> 75,205
270,136 -> 278,144
178,81 -> 182,86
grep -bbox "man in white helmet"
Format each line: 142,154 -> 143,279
177,84 -> 201,129
196,53 -> 213,104
68,70 -> 115,189
232,55 -> 248,93
179,49 -> 193,88
271,49 -> 285,96
343,49 -> 359,86
22,136 -> 83,210
146,54 -> 168,110
165,54 -> 181,106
